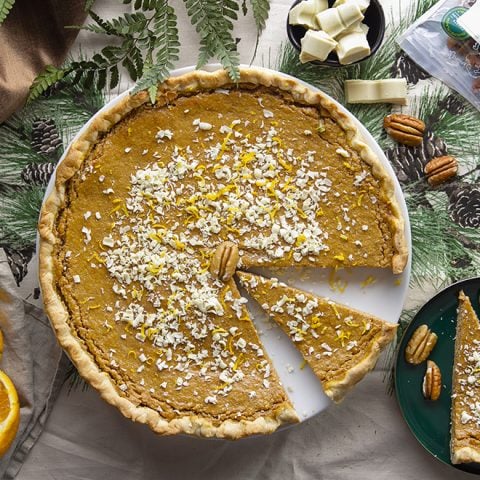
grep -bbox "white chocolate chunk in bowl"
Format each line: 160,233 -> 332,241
289,0 -> 329,30
336,31 -> 371,65
300,30 -> 337,63
333,0 -> 370,13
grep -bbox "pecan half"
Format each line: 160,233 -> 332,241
383,114 -> 426,146
210,241 -> 239,282
422,360 -> 442,401
405,324 -> 438,365
424,155 -> 458,186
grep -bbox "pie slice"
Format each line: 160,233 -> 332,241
237,271 -> 397,402
451,291 -> 480,464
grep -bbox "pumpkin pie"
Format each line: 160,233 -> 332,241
39,68 -> 407,438
451,291 -> 480,464
237,271 -> 397,402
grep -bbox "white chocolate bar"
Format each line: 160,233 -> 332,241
345,79 -> 407,104
336,31 -> 370,64
333,0 -> 370,13
289,0 -> 328,30
300,30 -> 337,63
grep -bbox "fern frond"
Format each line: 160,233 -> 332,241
0,0 -> 15,25
28,65 -> 68,103
183,0 -> 240,82
131,4 -> 179,100
249,0 -> 269,33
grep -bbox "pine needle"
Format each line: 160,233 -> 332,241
0,186 -> 45,249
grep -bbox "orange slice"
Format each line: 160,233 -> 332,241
0,370 -> 20,458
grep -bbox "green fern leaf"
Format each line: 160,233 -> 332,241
110,65 -> 120,89
132,4 -> 179,100
249,0 -> 269,33
84,0 -> 96,10
0,0 -> 15,25
147,85 -> 158,105
183,0 -> 240,82
28,65 -> 68,103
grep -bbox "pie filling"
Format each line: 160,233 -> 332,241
42,71 -> 407,436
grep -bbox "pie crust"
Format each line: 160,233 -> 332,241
39,67 -> 408,439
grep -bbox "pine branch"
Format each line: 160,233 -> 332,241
405,184 -> 480,287
0,0 -> 15,25
0,186 -> 45,249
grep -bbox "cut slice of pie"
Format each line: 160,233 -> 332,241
451,291 -> 480,464
237,271 -> 397,402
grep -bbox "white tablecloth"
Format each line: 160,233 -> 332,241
13,1 -> 477,478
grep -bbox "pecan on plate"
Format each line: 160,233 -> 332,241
422,360 -> 442,401
405,324 -> 438,365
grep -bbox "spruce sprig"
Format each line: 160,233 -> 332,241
0,0 -> 15,25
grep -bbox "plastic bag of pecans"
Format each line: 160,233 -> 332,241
398,0 -> 480,110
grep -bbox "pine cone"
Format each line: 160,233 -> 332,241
42,81 -> 66,98
447,183 -> 480,228
4,246 -> 34,286
31,118 -> 63,158
438,94 -> 467,116
393,52 -> 431,85
21,162 -> 55,186
385,131 -> 448,184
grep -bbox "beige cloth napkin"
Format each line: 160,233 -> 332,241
0,250 -> 69,479
0,0 -> 87,123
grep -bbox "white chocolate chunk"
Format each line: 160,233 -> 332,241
341,20 -> 369,36
337,3 -> 364,28
345,79 -> 408,105
316,4 -> 363,38
336,31 -> 370,65
316,9 -> 344,38
289,0 -> 328,30
333,0 -> 370,13
300,30 -> 337,63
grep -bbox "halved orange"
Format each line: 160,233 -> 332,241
0,370 -> 20,458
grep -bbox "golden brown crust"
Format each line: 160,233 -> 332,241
39,67 -> 406,438
451,290 -> 480,464
323,321 -> 396,403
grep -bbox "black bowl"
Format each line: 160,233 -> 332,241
286,0 -> 385,67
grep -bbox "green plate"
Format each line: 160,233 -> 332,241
395,277 -> 480,474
